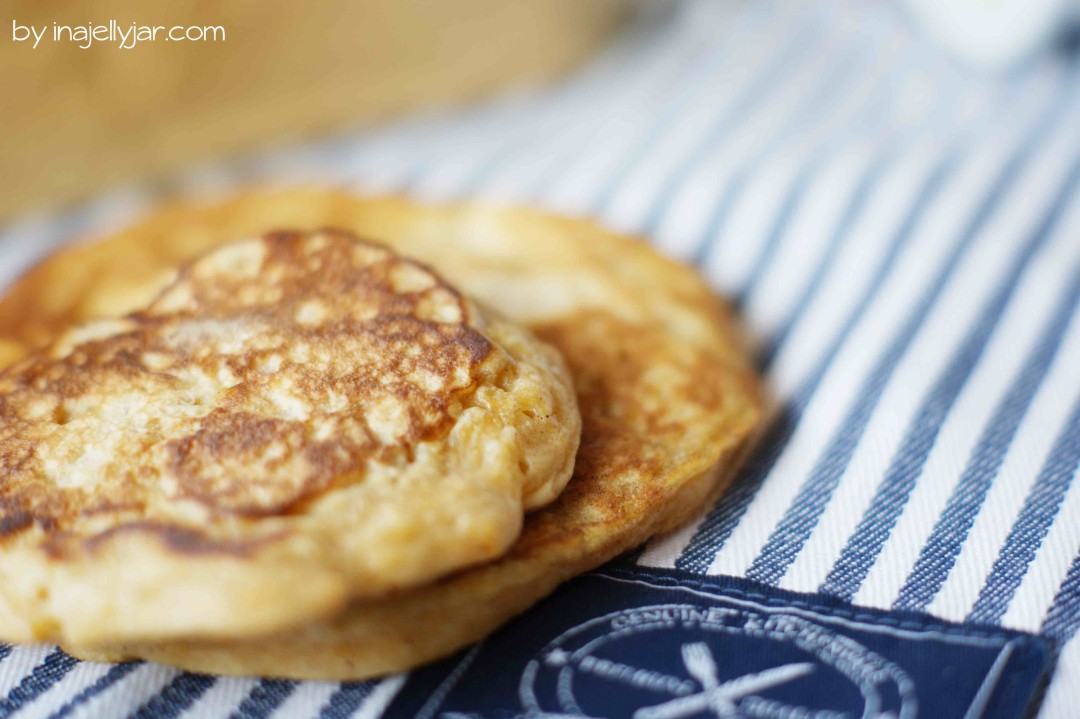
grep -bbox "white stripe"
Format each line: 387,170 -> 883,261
739,50 -> 999,335
653,7 -> 843,260
344,73 -> 597,194
171,162 -> 246,203
0,217 -> 76,290
343,96 -> 555,193
774,78 -> 1069,592
0,646 -> 53,697
1003,464 -> 1080,631
741,145 -> 871,342
640,138 -> 943,569
724,68 -> 1060,580
67,190 -> 156,249
875,184 -> 1080,612
636,148 -> 897,568
767,65 -> 1049,397
763,139 -> 940,394
702,136 -> 958,577
551,1 -> 825,219
929,324 -> 1080,622
597,2 -> 816,240
1038,632 -> 1080,718
352,676 -> 406,719
839,95 -> 1080,605
706,22 -> 920,294
477,1 -> 755,205
267,681 -> 339,719
14,662 -> 112,719
62,664 -> 178,719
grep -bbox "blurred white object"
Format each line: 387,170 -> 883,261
903,0 -> 1078,69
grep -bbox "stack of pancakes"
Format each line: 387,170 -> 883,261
0,192 -> 760,680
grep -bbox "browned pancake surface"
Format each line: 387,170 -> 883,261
0,228 -> 580,646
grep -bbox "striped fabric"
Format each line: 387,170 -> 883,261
1,0 -> 1079,716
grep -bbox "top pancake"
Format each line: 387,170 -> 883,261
0,229 -> 580,646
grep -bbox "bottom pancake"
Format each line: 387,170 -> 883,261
64,457 -> 747,679
0,192 -> 761,678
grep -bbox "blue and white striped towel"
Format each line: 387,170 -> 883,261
1,0 -> 1079,716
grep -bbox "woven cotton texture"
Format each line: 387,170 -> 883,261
1,0 -> 1079,716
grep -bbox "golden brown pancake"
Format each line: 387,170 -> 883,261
0,228 -> 580,647
0,192 -> 761,678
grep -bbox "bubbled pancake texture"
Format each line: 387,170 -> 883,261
0,229 -> 580,646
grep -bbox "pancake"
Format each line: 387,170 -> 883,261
0,228 -> 580,647
0,192 -> 761,678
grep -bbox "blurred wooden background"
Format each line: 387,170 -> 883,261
0,0 -> 629,221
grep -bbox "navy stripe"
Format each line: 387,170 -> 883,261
230,680 -> 298,719
753,71 -> 1023,369
588,1 -> 794,215
816,95 -> 1080,601
481,35 -> 721,201
392,101 -> 548,193
674,146 -> 958,572
671,47 -> 1000,578
756,149 -> 893,368
391,85 -> 581,193
969,393 -> 1080,624
730,150 -> 828,308
317,682 -> 375,719
0,650 -> 78,719
693,40 -> 869,270
0,646 -> 10,665
639,13 -> 825,238
481,3 -> 756,202
127,673 -> 215,719
730,43 -> 933,310
1042,550 -> 1080,641
554,3 -> 817,212
48,663 -> 141,719
742,117 -> 1042,586
893,253 -> 1080,611
748,74 -> 1076,590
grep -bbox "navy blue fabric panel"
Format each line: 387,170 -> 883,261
380,568 -> 1055,719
